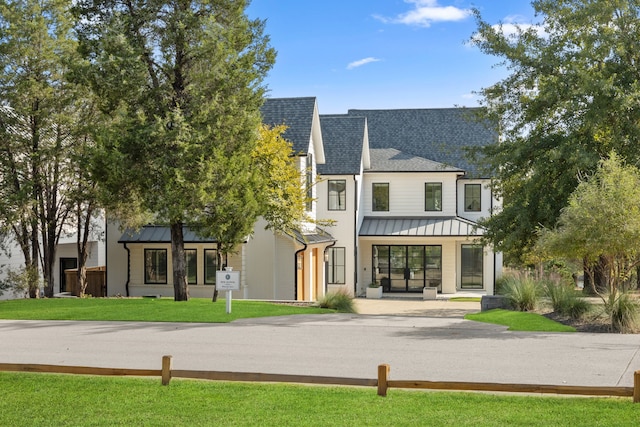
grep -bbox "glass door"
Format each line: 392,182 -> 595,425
372,245 -> 441,293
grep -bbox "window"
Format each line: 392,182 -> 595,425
372,183 -> 389,211
305,153 -> 313,211
185,249 -> 197,284
327,247 -> 345,284
204,249 -> 218,285
144,249 -> 167,284
328,180 -> 346,210
461,245 -> 483,289
425,183 -> 442,211
465,184 -> 481,212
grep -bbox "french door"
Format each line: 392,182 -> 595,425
373,245 -> 441,292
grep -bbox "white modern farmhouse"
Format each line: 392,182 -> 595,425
103,97 -> 502,300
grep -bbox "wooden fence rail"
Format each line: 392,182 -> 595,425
1,357 -> 638,403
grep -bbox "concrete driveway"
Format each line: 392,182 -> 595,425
2,298 -> 639,388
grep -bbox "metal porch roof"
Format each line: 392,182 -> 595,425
359,217 -> 483,237
118,226 -> 217,243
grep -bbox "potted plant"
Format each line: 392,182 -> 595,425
366,281 -> 383,299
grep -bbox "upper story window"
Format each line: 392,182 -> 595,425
464,184 -> 481,212
305,153 -> 313,212
328,180 -> 346,210
425,183 -> 442,211
372,183 -> 389,212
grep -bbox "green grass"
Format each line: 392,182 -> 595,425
465,309 -> 576,332
449,297 -> 481,302
0,298 -> 331,322
0,372 -> 636,426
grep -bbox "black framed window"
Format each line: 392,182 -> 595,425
327,247 -> 345,284
305,153 -> 313,211
372,183 -> 389,211
328,180 -> 346,210
425,183 -> 442,211
185,249 -> 197,284
204,249 -> 218,285
461,245 -> 483,289
144,249 -> 167,284
465,184 -> 481,212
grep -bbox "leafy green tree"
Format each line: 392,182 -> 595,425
536,153 -> 640,330
470,0 -> 640,264
0,0 -> 82,297
253,125 -> 307,235
74,0 -> 276,300
537,153 -> 640,295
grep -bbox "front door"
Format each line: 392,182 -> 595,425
373,245 -> 441,293
59,258 -> 78,293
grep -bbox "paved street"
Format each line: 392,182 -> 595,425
2,298 -> 640,388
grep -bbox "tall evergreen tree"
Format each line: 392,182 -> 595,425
74,0 -> 275,300
0,0 -> 81,297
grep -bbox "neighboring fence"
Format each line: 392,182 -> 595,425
64,266 -> 106,297
1,357 -> 638,403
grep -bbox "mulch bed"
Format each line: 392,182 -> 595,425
541,310 -> 614,333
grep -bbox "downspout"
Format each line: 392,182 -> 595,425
490,178 -> 496,296
353,174 -> 358,296
123,242 -> 131,297
294,242 -> 307,301
104,218 -> 108,297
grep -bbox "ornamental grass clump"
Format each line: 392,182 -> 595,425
317,290 -> 357,313
499,275 -> 541,312
544,282 -> 591,319
604,291 -> 639,333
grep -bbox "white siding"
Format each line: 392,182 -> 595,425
362,172 -> 461,217
457,178 -> 493,222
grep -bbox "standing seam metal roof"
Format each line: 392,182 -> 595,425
358,217 -> 484,237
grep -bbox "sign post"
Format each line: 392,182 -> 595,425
216,268 -> 240,314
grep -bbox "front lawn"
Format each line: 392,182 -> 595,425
0,372 -> 636,426
465,309 -> 576,332
0,298 -> 331,322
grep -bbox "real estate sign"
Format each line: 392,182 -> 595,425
216,270 -> 240,291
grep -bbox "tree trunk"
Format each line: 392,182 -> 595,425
583,256 -> 607,295
76,202 -> 93,297
170,221 -> 189,301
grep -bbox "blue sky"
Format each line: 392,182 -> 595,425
246,0 -> 538,114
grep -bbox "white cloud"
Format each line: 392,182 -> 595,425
347,57 -> 381,70
468,15 -> 546,46
375,0 -> 471,28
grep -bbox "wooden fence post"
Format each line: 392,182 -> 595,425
634,370 -> 640,403
377,364 -> 390,397
162,355 -> 173,386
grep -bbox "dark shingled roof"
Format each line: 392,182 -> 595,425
261,97 -> 317,153
347,108 -> 496,177
118,226 -> 217,243
369,148 -> 463,173
318,115 -> 366,175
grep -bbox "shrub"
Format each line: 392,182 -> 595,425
317,290 -> 357,313
544,282 -> 591,319
499,275 -> 541,311
604,291 -> 639,333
